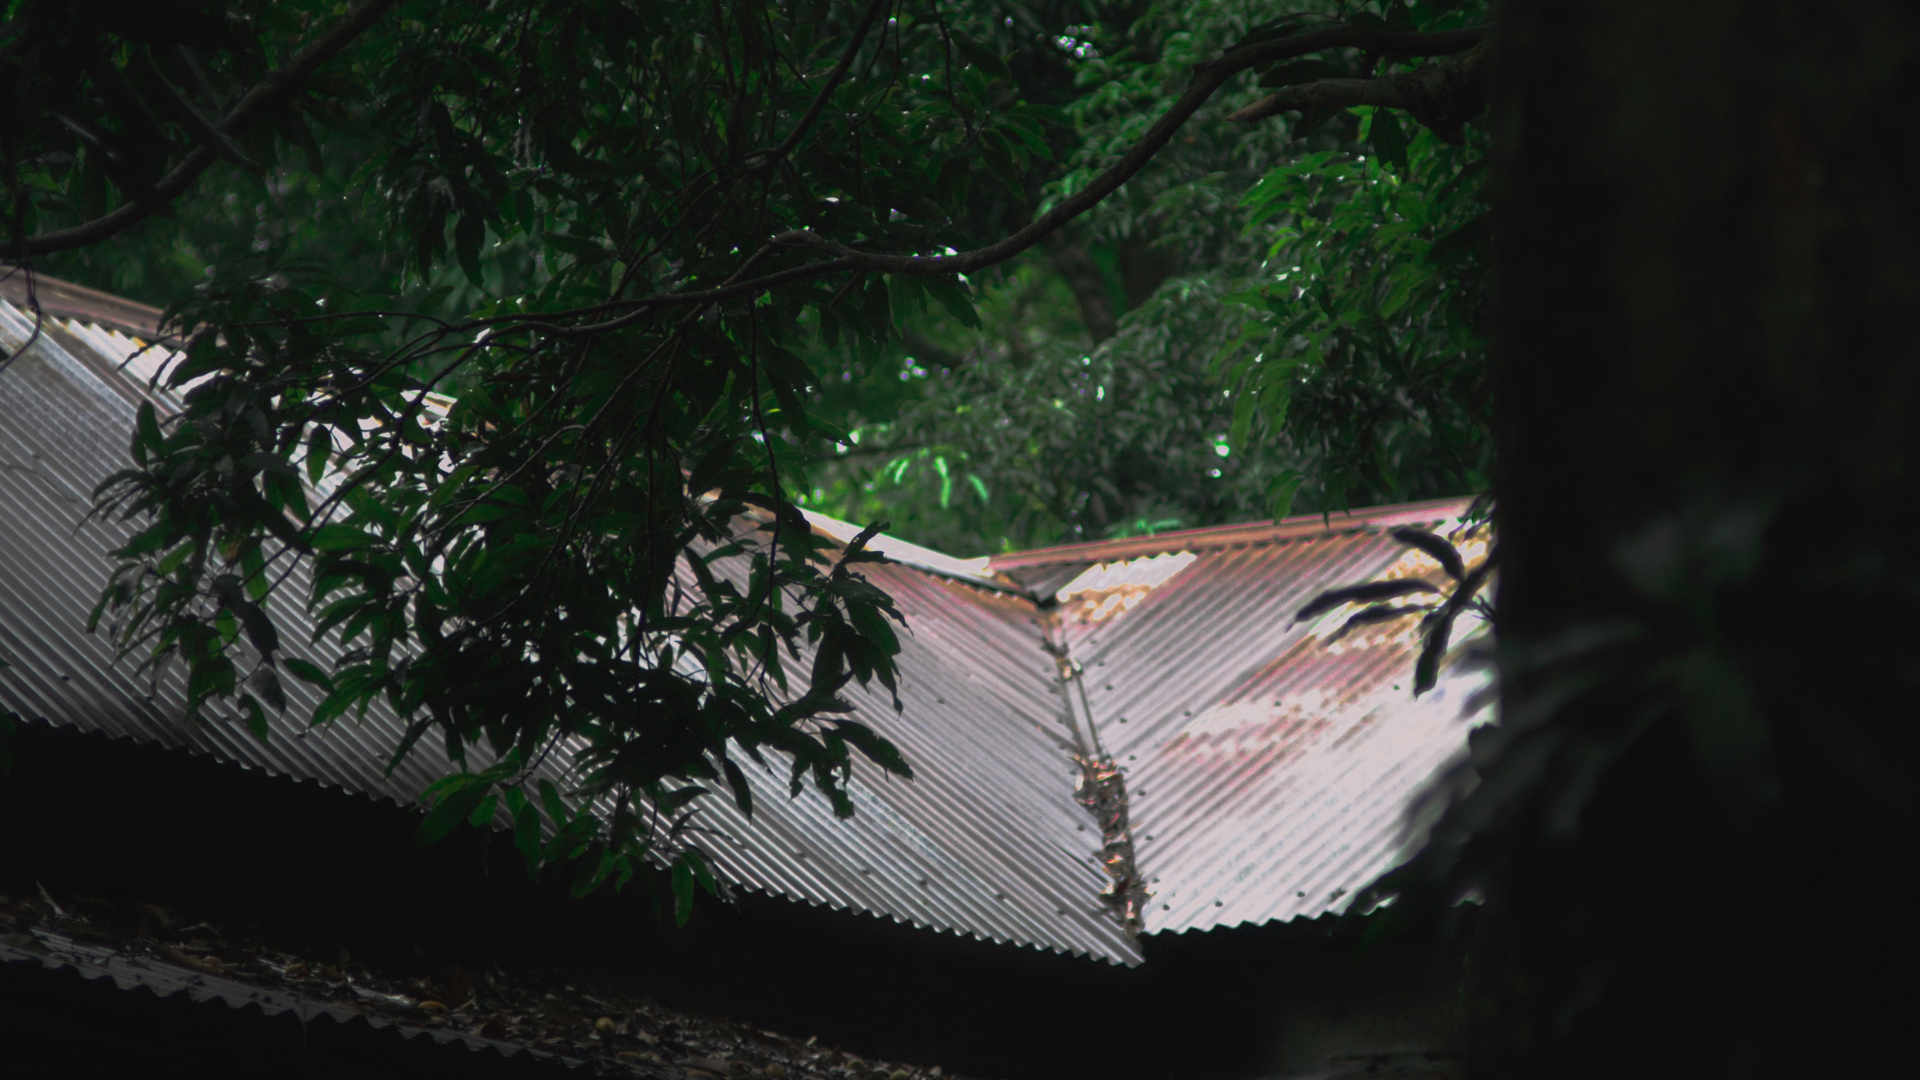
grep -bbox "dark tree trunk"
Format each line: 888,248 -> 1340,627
1117,233 -> 1178,311
1044,231 -> 1119,343
1484,1 -> 1920,1076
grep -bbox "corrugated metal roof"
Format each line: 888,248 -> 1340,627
0,266 -> 164,337
660,557 -> 1137,962
0,927 -> 577,1068
988,510 -> 1491,935
0,298 -> 469,809
0,297 -> 1137,964
0,278 -> 1490,963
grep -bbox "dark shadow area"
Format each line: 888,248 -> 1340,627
0,949 -> 576,1078
0,723 -> 1467,1080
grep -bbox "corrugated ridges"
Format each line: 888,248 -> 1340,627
0,299 -> 1138,964
0,299 -> 468,807
658,551 -> 1137,962
0,929 -> 575,1067
0,285 -> 1490,962
1018,518 -> 1489,936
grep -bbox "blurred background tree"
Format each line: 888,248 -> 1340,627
32,0 -> 1491,556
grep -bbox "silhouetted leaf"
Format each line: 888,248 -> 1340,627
416,782 -> 488,847
1391,526 -> 1466,579
1296,579 -> 1442,622
1328,603 -> 1431,642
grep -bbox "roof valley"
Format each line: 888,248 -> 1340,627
1036,602 -> 1147,938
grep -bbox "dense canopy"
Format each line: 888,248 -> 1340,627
0,0 -> 1491,906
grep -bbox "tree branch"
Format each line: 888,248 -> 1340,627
742,0 -> 891,173
1227,39 -> 1490,143
513,24 -> 1489,337
19,0 -> 401,257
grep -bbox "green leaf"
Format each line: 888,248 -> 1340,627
455,214 -> 487,288
135,400 -> 163,455
1269,470 -> 1306,521
920,274 -> 979,329
156,542 -> 195,576
461,790 -> 495,829
538,778 -> 570,827
306,426 -> 332,485
571,847 -> 617,898
720,755 -> 755,816
1379,274 -> 1416,319
833,721 -> 912,779
1428,213 -> 1492,266
687,849 -> 719,896
511,790 -> 543,874
545,232 -> 609,264
417,782 -> 489,847
671,857 -> 695,927
283,657 -> 334,691
1368,109 -> 1411,172
452,502 -> 518,526
309,525 -> 378,552
951,36 -> 1011,81
238,692 -> 270,741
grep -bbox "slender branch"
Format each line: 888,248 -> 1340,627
1227,39 -> 1491,143
1229,77 -> 1419,117
742,0 -> 891,173
19,0 -> 401,256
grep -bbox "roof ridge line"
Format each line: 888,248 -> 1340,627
0,267 -> 165,337
984,496 -> 1476,570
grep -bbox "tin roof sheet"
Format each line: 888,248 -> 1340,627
0,928 -> 577,1068
0,297 -> 1135,964
0,277 -> 1489,962
997,525 -> 1491,935
0,267 -> 165,338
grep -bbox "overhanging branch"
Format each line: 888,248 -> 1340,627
18,0 -> 401,257
506,24 -> 1489,337
1227,39 -> 1490,143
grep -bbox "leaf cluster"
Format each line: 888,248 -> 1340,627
48,0 -> 1064,904
1219,104 -> 1489,516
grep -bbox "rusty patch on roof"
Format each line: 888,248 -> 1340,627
1054,551 -> 1197,626
1072,754 -> 1148,933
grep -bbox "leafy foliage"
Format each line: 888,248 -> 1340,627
801,0 -> 1492,551
18,0 -> 1055,905
1295,515 -> 1492,693
3,0 -> 1495,916
802,262 -> 1303,551
1220,108 -> 1490,517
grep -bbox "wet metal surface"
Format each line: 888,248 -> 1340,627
0,299 -> 1133,963
1,285 -> 1487,962
990,514 -> 1491,935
